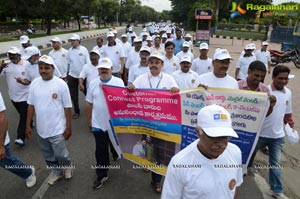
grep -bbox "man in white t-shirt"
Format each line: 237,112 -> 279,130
194,48 -> 239,89
171,56 -> 198,89
191,43 -> 213,75
26,55 -> 73,186
0,91 -> 36,188
128,46 -> 151,85
132,136 -> 147,158
49,36 -> 68,80
86,58 -> 124,189
128,51 -> 179,193
120,34 -> 132,61
162,104 -> 243,199
19,35 -> 35,57
79,49 -> 101,95
0,47 -> 29,146
235,44 -> 256,80
255,41 -> 271,76
150,36 -> 165,55
93,37 -> 105,58
162,41 -> 180,74
184,33 -> 193,53
175,41 -> 194,61
249,65 -> 293,199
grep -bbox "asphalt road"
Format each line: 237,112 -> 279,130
0,27 -> 267,199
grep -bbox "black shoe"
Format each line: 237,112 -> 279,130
112,155 -> 119,162
93,176 -> 108,189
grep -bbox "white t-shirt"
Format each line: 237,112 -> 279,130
191,57 -> 213,75
125,48 -> 140,69
255,49 -> 271,71
150,46 -> 166,56
0,92 -> 10,146
1,60 -> 29,102
103,43 -> 125,73
132,142 -> 145,157
128,64 -> 149,85
171,70 -> 198,90
27,76 -> 72,138
86,76 -> 124,130
133,72 -> 178,89
93,45 -> 105,58
162,56 -> 180,74
79,63 -> 99,90
67,45 -> 90,78
236,55 -> 256,80
120,41 -> 132,58
162,139 -> 243,199
175,51 -> 194,62
25,62 -> 40,82
194,72 -> 239,89
260,85 -> 292,138
49,47 -> 68,78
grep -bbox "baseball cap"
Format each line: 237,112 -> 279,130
7,47 -> 20,55
142,28 -> 147,32
162,33 -> 167,38
250,43 -> 256,50
262,41 -> 268,46
133,37 -> 142,43
128,27 -> 133,31
244,44 -> 252,50
166,29 -> 172,34
112,29 -> 117,34
148,51 -> 164,62
121,34 -> 127,38
183,41 -> 190,47
20,35 -> 29,44
106,32 -> 114,38
185,33 -> 192,38
69,34 -> 80,40
22,46 -> 41,60
139,46 -> 151,54
180,56 -> 191,63
89,49 -> 100,56
38,55 -> 55,65
97,58 -> 112,69
197,104 -> 238,138
213,48 -> 233,60
146,36 -> 152,41
50,36 -> 62,43
199,43 -> 209,50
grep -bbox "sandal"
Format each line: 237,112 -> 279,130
72,113 -> 80,119
151,181 -> 162,193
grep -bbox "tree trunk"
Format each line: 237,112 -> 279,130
46,18 -> 51,35
76,15 -> 81,30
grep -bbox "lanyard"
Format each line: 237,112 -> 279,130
148,73 -> 163,89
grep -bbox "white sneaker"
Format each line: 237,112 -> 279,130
26,167 -> 36,188
269,190 -> 290,199
64,168 -> 73,179
48,173 -> 64,185
14,139 -> 25,146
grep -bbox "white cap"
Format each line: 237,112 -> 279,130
213,48 -> 233,60
146,36 -> 152,41
197,104 -> 238,138
89,49 -> 100,56
121,34 -> 127,38
69,34 -> 80,40
7,47 -> 20,54
185,33 -> 192,38
133,37 -> 142,43
244,44 -> 252,50
166,29 -> 172,34
131,32 -> 137,37
199,43 -> 209,50
22,46 -> 41,60
180,56 -> 191,63
162,33 -> 167,38
139,46 -> 151,54
50,36 -> 62,43
154,29 -> 159,33
128,27 -> 133,31
142,28 -> 147,32
250,43 -> 256,50
112,29 -> 117,34
183,41 -> 190,47
148,51 -> 164,62
38,55 -> 55,65
97,58 -> 113,69
107,32 -> 114,38
262,41 -> 268,46
20,35 -> 29,44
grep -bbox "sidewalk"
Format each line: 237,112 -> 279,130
0,26 -> 126,58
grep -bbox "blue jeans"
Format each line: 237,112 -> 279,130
249,137 -> 285,193
0,144 -> 32,179
38,134 -> 71,175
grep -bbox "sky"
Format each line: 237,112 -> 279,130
273,0 -> 300,4
140,0 -> 171,12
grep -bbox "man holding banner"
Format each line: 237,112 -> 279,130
128,51 -> 179,193
86,58 -> 124,189
162,104 -> 243,199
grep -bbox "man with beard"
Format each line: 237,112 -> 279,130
171,56 -> 198,89
26,55 -> 73,185
85,58 -> 124,189
194,48 -> 238,89
162,105 -> 243,199
128,51 -> 179,193
0,47 -> 29,146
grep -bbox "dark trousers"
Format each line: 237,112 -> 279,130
152,172 -> 162,184
67,75 -> 80,114
93,130 -> 110,178
11,100 -> 27,140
